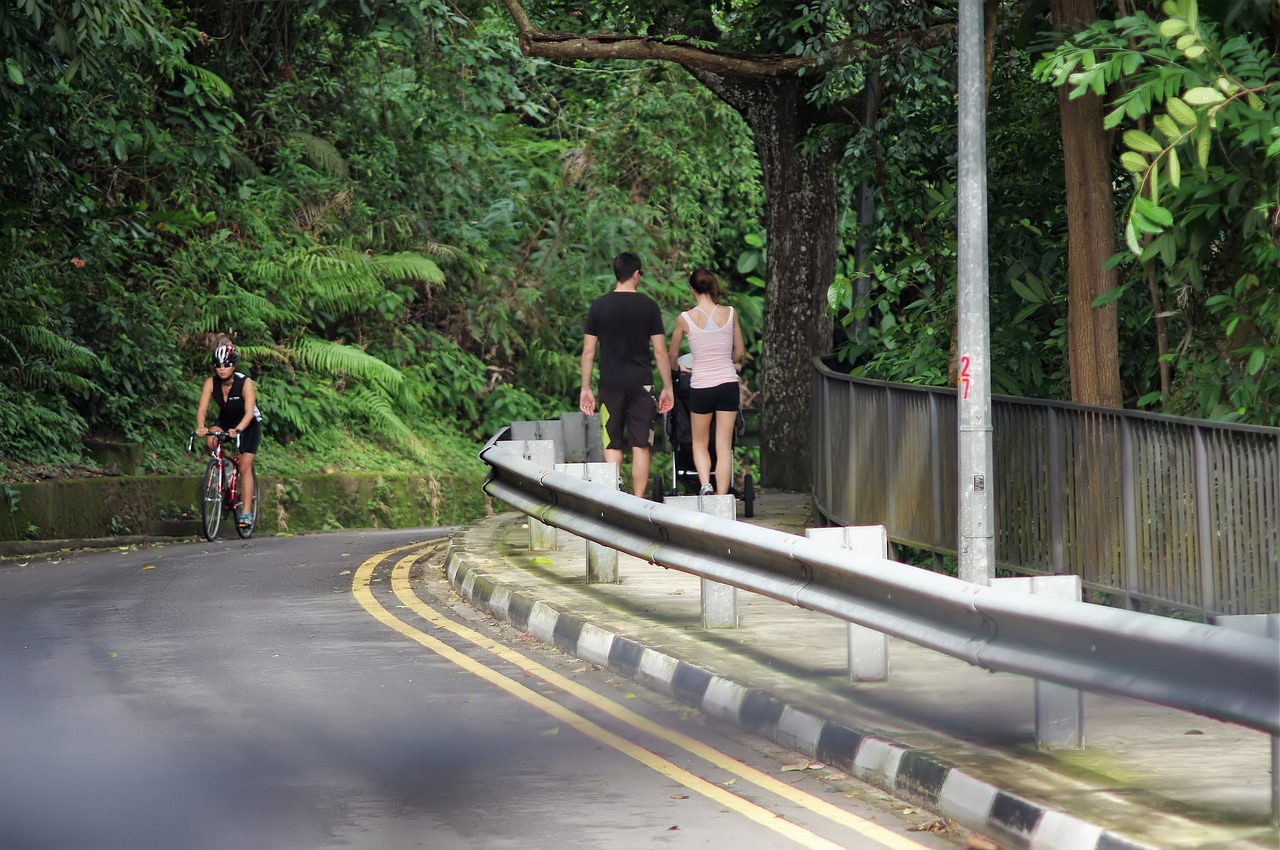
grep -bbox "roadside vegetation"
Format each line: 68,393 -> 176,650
1,1 -> 1275,485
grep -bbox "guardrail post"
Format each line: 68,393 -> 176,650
994,575 -> 1084,749
558,461 -> 619,583
506,439 -> 558,551
510,420 -> 566,464
805,525 -> 890,681
1215,613 -> 1280,824
666,494 -> 739,628
559,412 -> 604,463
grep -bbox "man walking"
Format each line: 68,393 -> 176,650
580,252 -> 675,496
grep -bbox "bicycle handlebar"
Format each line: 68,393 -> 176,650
188,430 -> 241,453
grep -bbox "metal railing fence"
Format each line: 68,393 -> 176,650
812,359 -> 1280,617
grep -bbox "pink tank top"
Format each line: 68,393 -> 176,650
684,305 -> 737,389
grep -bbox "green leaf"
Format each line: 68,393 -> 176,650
1183,45 -> 1205,60
1183,86 -> 1225,105
1159,18 -> 1188,37
1136,390 -> 1164,407
1124,129 -> 1163,154
1167,97 -> 1197,126
1090,285 -> 1127,308
1167,148 -> 1180,188
1010,277 -> 1044,304
1141,238 -> 1162,263
1131,211 -> 1163,235
1120,151 -> 1149,173
4,58 -> 22,86
1148,203 -> 1173,227
1154,114 -> 1180,141
1195,125 -> 1211,167
1125,218 -> 1142,256
1247,349 -> 1266,376
1175,34 -> 1198,52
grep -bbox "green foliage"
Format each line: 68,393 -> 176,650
1036,0 -> 1279,423
4,0 -> 1274,486
827,26 -> 1080,401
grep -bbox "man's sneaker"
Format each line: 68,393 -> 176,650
238,513 -> 254,529
699,483 -> 715,496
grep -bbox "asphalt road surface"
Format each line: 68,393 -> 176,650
0,530 -> 963,850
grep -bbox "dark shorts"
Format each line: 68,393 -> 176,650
217,418 -> 262,455
599,386 -> 655,450
688,381 -> 740,415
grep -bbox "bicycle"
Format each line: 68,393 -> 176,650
188,430 -> 258,541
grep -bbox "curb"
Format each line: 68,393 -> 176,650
443,542 -> 1156,850
0,533 -> 201,560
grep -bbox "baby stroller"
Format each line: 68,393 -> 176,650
654,355 -> 755,517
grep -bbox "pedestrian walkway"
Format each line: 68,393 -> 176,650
439,491 -> 1277,850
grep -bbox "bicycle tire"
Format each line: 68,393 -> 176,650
200,459 -> 223,541
235,486 -> 258,539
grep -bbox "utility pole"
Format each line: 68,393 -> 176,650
956,0 -> 995,585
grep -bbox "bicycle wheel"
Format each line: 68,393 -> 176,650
200,459 -> 223,541
235,485 -> 258,539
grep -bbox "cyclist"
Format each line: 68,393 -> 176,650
195,341 -> 262,531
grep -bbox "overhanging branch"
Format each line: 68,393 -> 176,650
499,0 -> 814,79
498,0 -> 956,81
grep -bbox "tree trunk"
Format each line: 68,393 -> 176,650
850,73 -> 882,347
1052,0 -> 1124,408
692,71 -> 838,490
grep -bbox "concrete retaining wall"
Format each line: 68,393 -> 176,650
0,470 -> 487,546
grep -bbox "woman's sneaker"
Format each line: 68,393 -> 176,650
699,483 -> 714,496
238,513 -> 254,530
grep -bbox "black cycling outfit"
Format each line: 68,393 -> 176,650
213,371 -> 263,454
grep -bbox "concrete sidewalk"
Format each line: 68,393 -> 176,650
439,491 -> 1277,850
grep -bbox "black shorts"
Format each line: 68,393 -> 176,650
688,381 -> 740,415
217,418 -> 262,455
599,386 -> 655,450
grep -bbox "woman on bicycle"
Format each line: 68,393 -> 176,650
195,339 -> 262,530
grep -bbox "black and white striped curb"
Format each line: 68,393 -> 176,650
444,547 -> 1155,850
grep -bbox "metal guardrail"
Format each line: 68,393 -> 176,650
481,434 -> 1280,736
812,359 -> 1280,617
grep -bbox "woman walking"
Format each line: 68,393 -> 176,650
668,268 -> 745,496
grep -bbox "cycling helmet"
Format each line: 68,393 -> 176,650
212,343 -> 238,368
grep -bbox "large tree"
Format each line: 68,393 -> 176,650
498,0 -> 962,489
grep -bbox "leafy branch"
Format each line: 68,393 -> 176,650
1035,0 -> 1280,257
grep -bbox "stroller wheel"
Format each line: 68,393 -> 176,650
651,472 -> 665,503
743,473 -> 755,518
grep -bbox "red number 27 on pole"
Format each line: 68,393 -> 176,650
959,356 -> 971,400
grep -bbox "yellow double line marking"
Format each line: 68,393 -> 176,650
352,543 -> 930,850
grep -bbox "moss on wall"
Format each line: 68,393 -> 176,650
0,470 -> 487,543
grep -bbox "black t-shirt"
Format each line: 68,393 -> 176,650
584,291 -> 664,389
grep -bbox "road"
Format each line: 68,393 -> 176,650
0,530 -> 962,849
